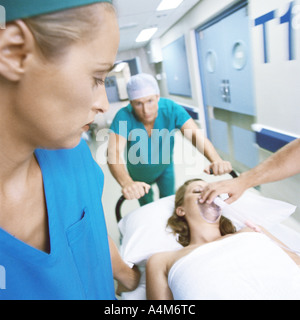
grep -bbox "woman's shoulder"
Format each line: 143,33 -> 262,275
147,246 -> 191,274
147,250 -> 177,268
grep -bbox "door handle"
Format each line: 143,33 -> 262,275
225,80 -> 231,103
220,80 -> 227,100
220,80 -> 231,103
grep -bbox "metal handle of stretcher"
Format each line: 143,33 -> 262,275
115,170 -> 239,223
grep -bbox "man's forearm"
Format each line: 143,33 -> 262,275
202,137 -> 223,163
181,119 -> 222,162
108,236 -> 141,292
239,139 -> 300,188
108,162 -> 133,188
107,133 -> 133,188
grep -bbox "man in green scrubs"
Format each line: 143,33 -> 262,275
108,73 -> 232,206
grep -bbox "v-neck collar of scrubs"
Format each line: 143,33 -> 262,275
0,150 -> 57,266
131,105 -> 160,138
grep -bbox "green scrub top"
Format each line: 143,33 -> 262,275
110,98 -> 191,184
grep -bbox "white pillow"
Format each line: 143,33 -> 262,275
229,192 -> 297,230
119,196 -> 181,267
118,191 -> 297,267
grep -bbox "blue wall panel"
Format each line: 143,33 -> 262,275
162,36 -> 192,97
232,126 -> 259,168
210,119 -> 229,155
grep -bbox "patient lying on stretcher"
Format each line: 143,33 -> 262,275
146,179 -> 300,300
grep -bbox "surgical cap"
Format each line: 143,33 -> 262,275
4,0 -> 112,22
127,73 -> 160,101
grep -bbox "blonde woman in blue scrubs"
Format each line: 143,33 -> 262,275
0,0 -> 139,300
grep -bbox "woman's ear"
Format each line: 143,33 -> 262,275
176,206 -> 185,217
0,20 -> 36,81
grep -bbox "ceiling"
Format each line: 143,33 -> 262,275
113,0 -> 201,52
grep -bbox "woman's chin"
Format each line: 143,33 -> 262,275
42,136 -> 82,150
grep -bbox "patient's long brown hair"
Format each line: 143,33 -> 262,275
168,179 -> 236,247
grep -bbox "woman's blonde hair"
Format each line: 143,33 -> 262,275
168,179 -> 236,247
24,3 -> 114,60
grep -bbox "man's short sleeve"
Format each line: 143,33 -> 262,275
173,102 -> 191,129
109,108 -> 130,139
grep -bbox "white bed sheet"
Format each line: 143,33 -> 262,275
168,233 -> 300,300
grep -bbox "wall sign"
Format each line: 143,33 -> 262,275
254,1 -> 300,63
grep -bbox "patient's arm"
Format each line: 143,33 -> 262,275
108,236 -> 141,293
146,253 -> 174,300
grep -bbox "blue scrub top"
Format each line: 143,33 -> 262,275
0,140 -> 115,300
110,98 -> 191,184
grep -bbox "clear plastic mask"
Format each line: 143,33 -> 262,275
197,201 -> 222,224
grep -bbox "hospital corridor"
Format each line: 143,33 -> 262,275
87,0 -> 300,300
87,103 -> 300,244
1,0 -> 300,302
88,0 -> 300,247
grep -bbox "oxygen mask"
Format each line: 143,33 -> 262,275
197,200 -> 222,224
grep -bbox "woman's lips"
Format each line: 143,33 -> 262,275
82,125 -> 90,132
82,120 -> 94,131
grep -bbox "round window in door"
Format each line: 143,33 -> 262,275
206,50 -> 217,73
232,41 -> 247,70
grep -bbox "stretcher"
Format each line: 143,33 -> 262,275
114,172 -> 300,300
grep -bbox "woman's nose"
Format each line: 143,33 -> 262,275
93,86 -> 109,114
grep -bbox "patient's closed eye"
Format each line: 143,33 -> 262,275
193,189 -> 202,193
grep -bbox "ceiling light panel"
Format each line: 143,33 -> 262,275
156,0 -> 184,11
136,27 -> 158,43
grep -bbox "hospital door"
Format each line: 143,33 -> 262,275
197,5 -> 259,169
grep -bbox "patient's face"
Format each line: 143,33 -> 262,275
182,180 -> 207,214
183,181 -> 221,224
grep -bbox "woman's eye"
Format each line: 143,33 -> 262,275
193,190 -> 202,194
94,78 -> 105,87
